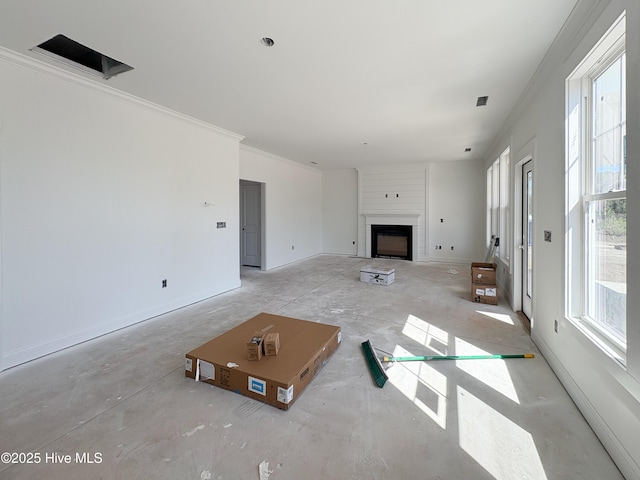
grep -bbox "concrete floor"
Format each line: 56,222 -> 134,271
0,255 -> 624,480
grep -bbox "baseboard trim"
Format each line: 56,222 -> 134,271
533,332 -> 639,480
1,286 -> 239,371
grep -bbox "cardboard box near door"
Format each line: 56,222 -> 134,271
471,283 -> 498,305
470,262 -> 497,285
470,262 -> 498,304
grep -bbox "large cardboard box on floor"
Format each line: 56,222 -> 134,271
185,313 -> 341,410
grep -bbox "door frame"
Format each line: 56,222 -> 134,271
513,149 -> 536,325
239,179 -> 266,270
520,159 -> 534,322
513,138 -> 536,325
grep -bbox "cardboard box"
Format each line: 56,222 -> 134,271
247,324 -> 276,360
247,333 -> 264,361
263,332 -> 280,356
360,266 -> 395,285
471,283 -> 498,305
185,313 -> 341,410
471,262 -> 497,285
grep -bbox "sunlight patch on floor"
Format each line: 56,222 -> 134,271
476,310 -> 515,325
457,386 -> 547,480
387,344 -> 447,429
402,314 -> 450,354
454,337 -> 520,404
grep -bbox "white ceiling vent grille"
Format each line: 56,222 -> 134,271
31,34 -> 133,80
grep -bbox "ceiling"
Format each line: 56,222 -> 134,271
0,0 -> 579,170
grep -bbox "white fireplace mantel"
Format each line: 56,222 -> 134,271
363,213 -> 421,260
363,213 -> 421,226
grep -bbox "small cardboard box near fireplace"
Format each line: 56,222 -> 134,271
360,265 -> 395,285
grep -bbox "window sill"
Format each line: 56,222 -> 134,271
566,315 -> 626,368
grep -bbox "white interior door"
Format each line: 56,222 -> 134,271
521,160 -> 533,320
240,181 -> 261,267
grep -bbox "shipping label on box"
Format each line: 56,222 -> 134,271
278,385 -> 294,404
248,376 -> 267,396
471,283 -> 498,305
195,359 -> 216,381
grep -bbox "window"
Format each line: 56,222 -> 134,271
499,147 -> 511,263
486,169 -> 493,246
486,147 -> 511,263
566,13 -> 626,356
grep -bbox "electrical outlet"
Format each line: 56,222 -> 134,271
162,279 -> 167,288
217,221 -> 226,229
544,230 -> 552,242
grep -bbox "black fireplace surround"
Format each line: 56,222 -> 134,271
371,224 -> 412,260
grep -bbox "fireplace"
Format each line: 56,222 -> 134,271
371,225 -> 412,260
362,213 -> 420,262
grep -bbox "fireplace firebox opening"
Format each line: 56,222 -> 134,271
371,225 -> 412,260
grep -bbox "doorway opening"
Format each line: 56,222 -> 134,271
240,180 -> 264,269
514,155 -> 533,331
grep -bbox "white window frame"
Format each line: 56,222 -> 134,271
486,168 -> 493,246
486,147 -> 511,264
499,147 -> 511,264
565,13 -> 626,362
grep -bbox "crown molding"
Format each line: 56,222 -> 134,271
0,46 -> 244,141
239,144 -> 321,173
